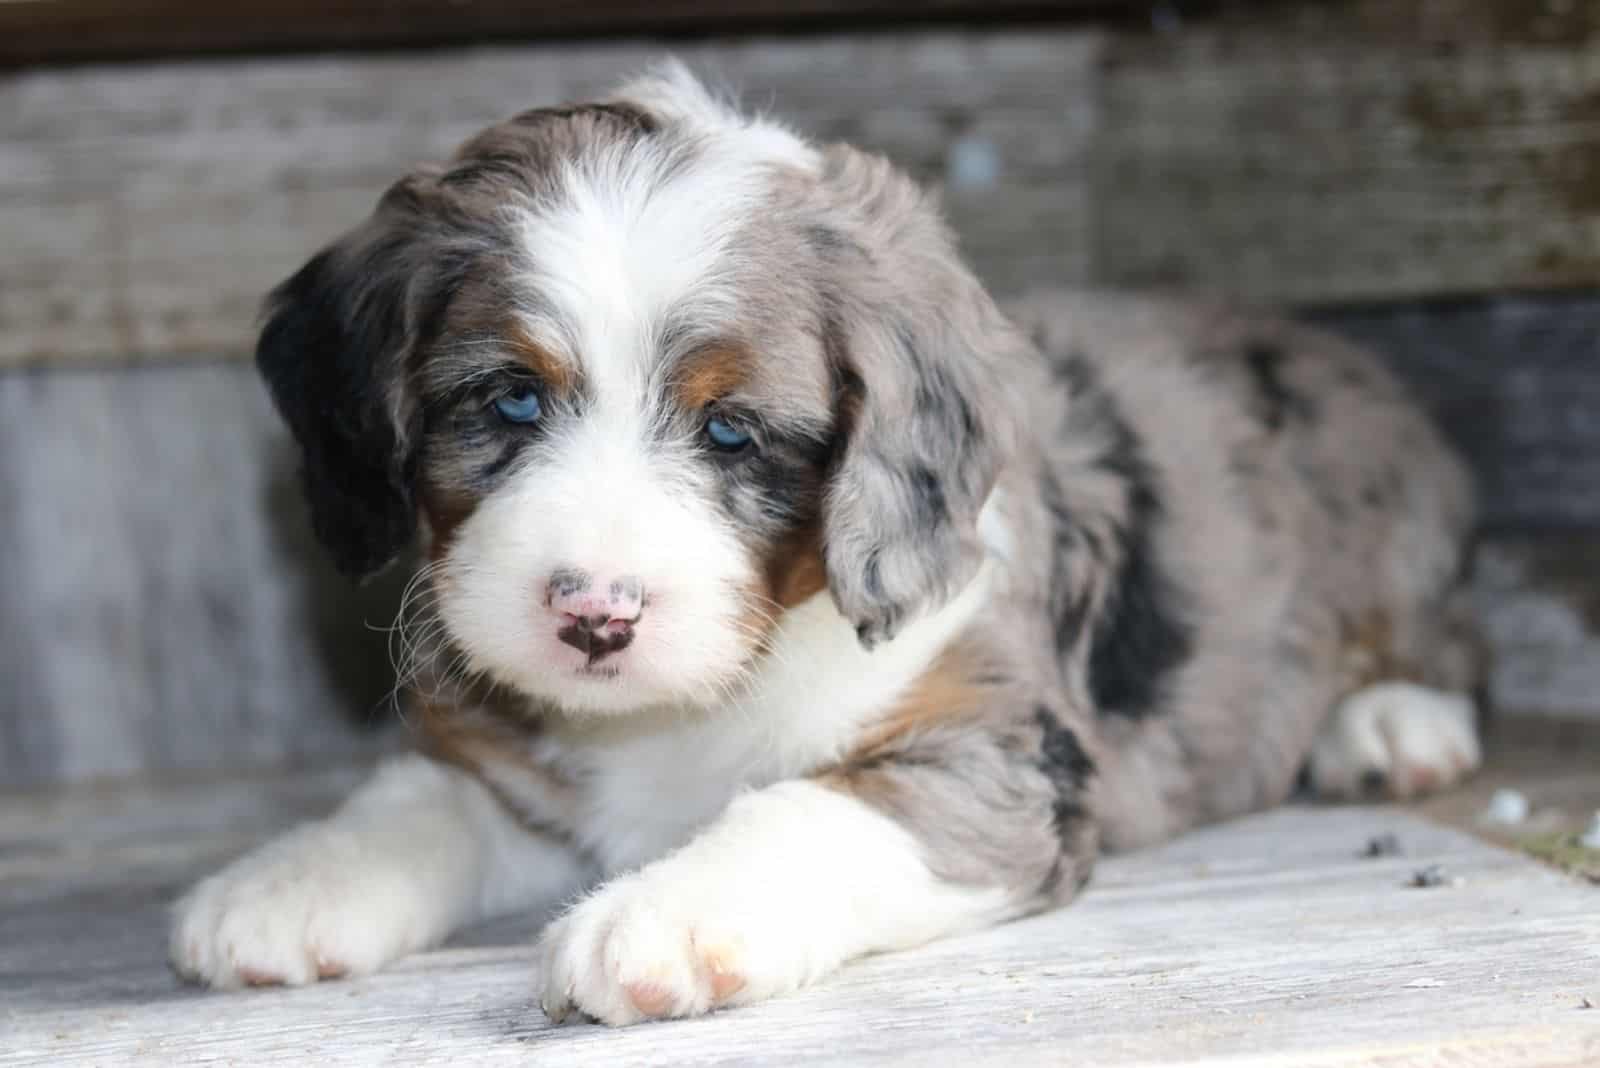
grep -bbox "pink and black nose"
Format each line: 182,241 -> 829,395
546,569 -> 643,663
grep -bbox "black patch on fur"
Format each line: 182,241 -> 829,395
258,174 -> 513,580
1078,371 -> 1195,721
908,350 -> 983,452
805,224 -> 850,255
1245,343 -> 1317,431
257,246 -> 423,578
1041,467 -> 1091,652
861,551 -> 885,599
712,420 -> 831,538
1049,351 -> 1096,399
1087,512 -> 1193,719
908,464 -> 947,524
440,151 -> 528,188
1034,705 -> 1094,827
1033,705 -> 1096,897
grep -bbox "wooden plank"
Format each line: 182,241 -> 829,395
1309,294 -> 1600,532
0,32 -> 1099,368
0,363 -> 407,788
1092,22 -> 1600,303
3,779 -> 1597,1067
6,9 -> 1600,368
0,0 -> 1137,68
1471,537 -> 1600,727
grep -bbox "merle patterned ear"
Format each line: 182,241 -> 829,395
255,178 -> 459,579
814,147 -> 1025,647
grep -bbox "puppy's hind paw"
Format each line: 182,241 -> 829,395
1308,682 -> 1481,801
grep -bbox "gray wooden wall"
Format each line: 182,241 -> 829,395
3,8 -> 1598,789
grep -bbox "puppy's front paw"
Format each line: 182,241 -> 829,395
1309,682 -> 1481,800
170,824 -> 431,989
536,873 -> 810,1027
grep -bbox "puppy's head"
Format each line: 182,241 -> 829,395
258,64 -> 1025,714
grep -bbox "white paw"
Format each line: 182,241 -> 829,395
536,870 -> 814,1027
169,823 -> 432,989
1309,682 -> 1482,800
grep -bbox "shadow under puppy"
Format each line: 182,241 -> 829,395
171,63 -> 1484,1025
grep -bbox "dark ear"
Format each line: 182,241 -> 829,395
255,178 -> 454,579
814,147 -> 1025,647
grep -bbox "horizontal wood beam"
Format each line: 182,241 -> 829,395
3,9 -> 1599,367
0,0 -> 1149,67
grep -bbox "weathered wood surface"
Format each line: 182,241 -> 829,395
0,0 -> 1134,67
0,364 -> 407,788
3,294 -> 1599,788
1311,295 -> 1600,533
2,772 -> 1598,1066
0,32 -> 1097,368
6,9 -> 1600,367
1472,537 -> 1600,725
1093,22 -> 1600,304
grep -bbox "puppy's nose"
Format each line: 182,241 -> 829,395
546,571 -> 643,661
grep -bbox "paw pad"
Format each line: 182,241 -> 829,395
624,981 -> 676,1018
703,951 -> 746,1003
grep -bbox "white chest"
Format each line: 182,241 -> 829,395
548,571 -> 996,872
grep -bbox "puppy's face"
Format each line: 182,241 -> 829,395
258,66 -> 1022,715
415,126 -> 837,711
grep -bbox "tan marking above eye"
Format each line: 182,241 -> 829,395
672,343 -> 755,411
507,329 -> 576,394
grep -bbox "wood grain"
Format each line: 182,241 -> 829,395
3,779 -> 1597,1066
0,32 -> 1097,368
0,0 -> 1136,67
1471,537 -> 1600,726
0,363 -> 406,788
1311,295 -> 1600,532
6,10 -> 1600,368
1092,24 -> 1600,303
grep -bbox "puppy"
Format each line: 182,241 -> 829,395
170,64 -> 1483,1024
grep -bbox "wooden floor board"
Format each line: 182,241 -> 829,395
3,771 -> 1597,1066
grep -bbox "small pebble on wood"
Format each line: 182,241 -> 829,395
1362,832 -> 1403,857
1409,864 -> 1462,888
1483,788 -> 1531,826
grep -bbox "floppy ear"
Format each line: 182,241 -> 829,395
255,177 -> 457,579
813,146 -> 1025,647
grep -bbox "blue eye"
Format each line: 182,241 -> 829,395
493,389 -> 542,424
704,414 -> 753,452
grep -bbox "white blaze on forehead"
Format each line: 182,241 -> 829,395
511,70 -> 816,404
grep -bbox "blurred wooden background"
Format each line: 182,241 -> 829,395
2,0 -> 1597,788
